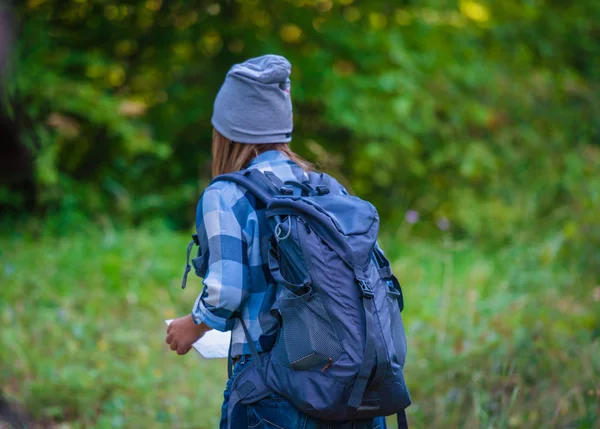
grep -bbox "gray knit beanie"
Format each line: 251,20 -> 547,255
211,55 -> 293,144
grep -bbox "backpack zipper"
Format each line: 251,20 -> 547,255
298,217 -> 311,234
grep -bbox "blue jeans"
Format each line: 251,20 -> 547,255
220,357 -> 387,429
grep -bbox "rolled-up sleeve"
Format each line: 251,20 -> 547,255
191,185 -> 250,332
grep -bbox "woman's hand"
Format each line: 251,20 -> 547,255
165,315 -> 210,355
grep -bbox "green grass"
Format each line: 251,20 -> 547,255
0,225 -> 598,428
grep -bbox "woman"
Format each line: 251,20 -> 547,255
166,55 -> 388,429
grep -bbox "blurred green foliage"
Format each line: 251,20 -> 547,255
4,0 -> 598,268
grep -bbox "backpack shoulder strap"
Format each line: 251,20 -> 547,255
184,171 -> 275,290
211,169 -> 282,204
211,170 -> 282,405
210,169 -> 282,287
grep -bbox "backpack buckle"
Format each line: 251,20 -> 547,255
280,186 -> 294,195
357,279 -> 374,298
316,185 -> 330,195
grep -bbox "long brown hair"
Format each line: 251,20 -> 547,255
211,128 -> 313,177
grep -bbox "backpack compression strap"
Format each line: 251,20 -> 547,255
397,410 -> 409,429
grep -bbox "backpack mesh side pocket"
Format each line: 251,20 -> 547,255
272,290 -> 343,371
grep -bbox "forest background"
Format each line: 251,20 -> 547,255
0,0 -> 599,428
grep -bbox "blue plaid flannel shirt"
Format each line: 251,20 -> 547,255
191,150 -> 310,358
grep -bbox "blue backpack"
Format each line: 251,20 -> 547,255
184,168 -> 410,428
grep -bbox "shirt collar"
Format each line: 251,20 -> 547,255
247,150 -> 290,168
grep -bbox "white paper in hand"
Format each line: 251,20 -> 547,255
165,320 -> 231,359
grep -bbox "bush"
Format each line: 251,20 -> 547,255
3,1 -> 598,257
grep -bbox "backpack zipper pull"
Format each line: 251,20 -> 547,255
321,357 -> 333,372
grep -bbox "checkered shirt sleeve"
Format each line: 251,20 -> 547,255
190,180 -> 253,332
